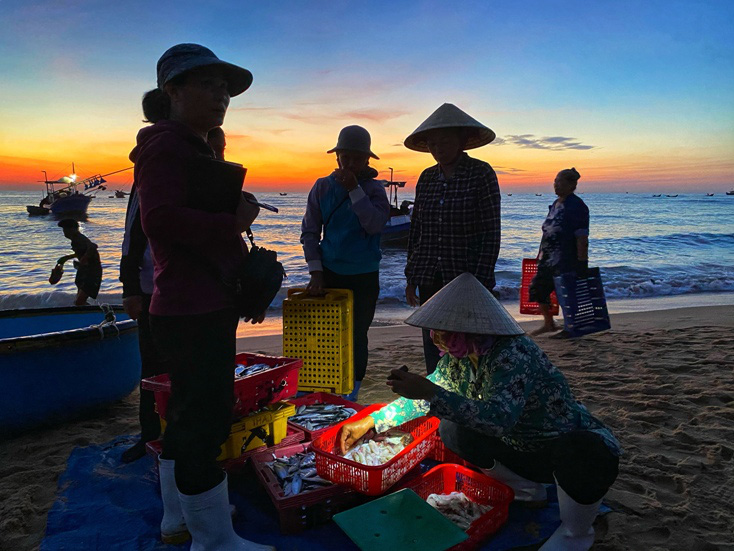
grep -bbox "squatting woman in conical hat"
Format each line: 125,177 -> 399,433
339,273 -> 621,551
403,103 -> 502,375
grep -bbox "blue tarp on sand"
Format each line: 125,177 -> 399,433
42,435 -> 610,550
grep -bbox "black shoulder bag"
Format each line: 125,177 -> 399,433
233,227 -> 286,320
185,156 -> 285,319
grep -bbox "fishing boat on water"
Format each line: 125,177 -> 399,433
26,165 -> 132,216
727,190 -> 734,196
380,170 -> 412,247
0,305 -> 141,436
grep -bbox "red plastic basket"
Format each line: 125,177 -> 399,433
403,464 -> 515,551
251,442 -> 370,534
141,353 -> 303,420
427,434 -> 476,469
286,392 -> 366,441
311,403 -> 441,496
520,258 -> 559,315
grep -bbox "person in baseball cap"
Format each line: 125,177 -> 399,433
300,125 -> 390,401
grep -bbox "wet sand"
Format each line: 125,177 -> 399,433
1,305 -> 732,550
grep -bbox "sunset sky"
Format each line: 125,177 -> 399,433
1,1 -> 732,192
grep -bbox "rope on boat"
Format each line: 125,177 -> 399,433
89,303 -> 120,339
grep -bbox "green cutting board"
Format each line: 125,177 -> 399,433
333,488 -> 469,551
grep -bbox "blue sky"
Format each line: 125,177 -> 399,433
1,0 -> 732,190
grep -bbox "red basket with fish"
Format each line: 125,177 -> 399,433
520,258 -> 559,315
251,442 -> 370,534
403,463 -> 514,550
142,353 -> 303,420
286,392 -> 365,441
427,434 -> 477,469
310,403 -> 441,496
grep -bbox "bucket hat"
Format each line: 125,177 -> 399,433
157,43 -> 253,97
405,273 -> 524,335
404,103 -> 496,152
327,125 -> 379,159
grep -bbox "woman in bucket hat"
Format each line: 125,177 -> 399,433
403,103 -> 502,375
339,273 -> 621,551
300,125 -> 391,401
133,43 -> 274,550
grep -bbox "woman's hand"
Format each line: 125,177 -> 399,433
339,415 -> 375,455
123,295 -> 144,321
244,312 -> 266,324
405,284 -> 419,307
306,271 -> 325,296
387,368 -> 438,400
236,192 -> 260,233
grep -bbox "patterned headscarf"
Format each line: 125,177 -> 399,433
430,330 -> 496,359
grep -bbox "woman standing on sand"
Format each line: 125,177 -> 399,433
403,103 -> 501,374
529,168 -> 589,337
134,43 -> 273,550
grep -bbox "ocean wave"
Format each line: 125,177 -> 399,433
3,268 -> 733,312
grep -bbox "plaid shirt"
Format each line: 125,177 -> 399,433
405,153 -> 501,289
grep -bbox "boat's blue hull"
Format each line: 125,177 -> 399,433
381,220 -> 411,247
0,306 -> 140,436
49,194 -> 92,215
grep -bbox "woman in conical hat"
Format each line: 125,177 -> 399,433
403,103 -> 502,376
339,273 -> 621,551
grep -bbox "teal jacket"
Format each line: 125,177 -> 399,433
301,167 -> 390,275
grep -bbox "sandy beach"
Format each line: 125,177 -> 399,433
1,305 -> 732,550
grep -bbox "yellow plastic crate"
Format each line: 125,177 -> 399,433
282,288 -> 354,395
160,401 -> 295,461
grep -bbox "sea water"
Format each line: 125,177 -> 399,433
1,191 -> 732,328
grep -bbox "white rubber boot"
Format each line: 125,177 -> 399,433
179,474 -> 276,551
158,457 -> 190,544
540,482 -> 603,550
483,460 -> 548,506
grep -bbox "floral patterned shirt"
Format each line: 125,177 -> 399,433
538,193 -> 589,274
370,335 -> 621,455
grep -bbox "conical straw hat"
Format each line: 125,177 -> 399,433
405,273 -> 524,335
404,103 -> 496,153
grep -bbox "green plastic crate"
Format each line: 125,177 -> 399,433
333,489 -> 468,551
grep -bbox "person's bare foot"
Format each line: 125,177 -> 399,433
531,323 -> 558,336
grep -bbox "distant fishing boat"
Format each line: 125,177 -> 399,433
113,189 -> 128,198
507,193 -> 513,196
666,194 -> 678,198
0,305 -> 141,436
706,193 -> 714,196
26,164 -> 132,216
535,193 -> 542,196
279,192 -> 288,196
652,194 -> 662,197
381,168 -> 411,248
727,190 -> 734,196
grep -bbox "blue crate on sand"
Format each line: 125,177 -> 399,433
553,267 -> 611,337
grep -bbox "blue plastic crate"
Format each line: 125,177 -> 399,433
553,268 -> 611,337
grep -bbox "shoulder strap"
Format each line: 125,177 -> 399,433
322,190 -> 350,230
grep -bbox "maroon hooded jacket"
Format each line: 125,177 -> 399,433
131,120 -> 246,316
